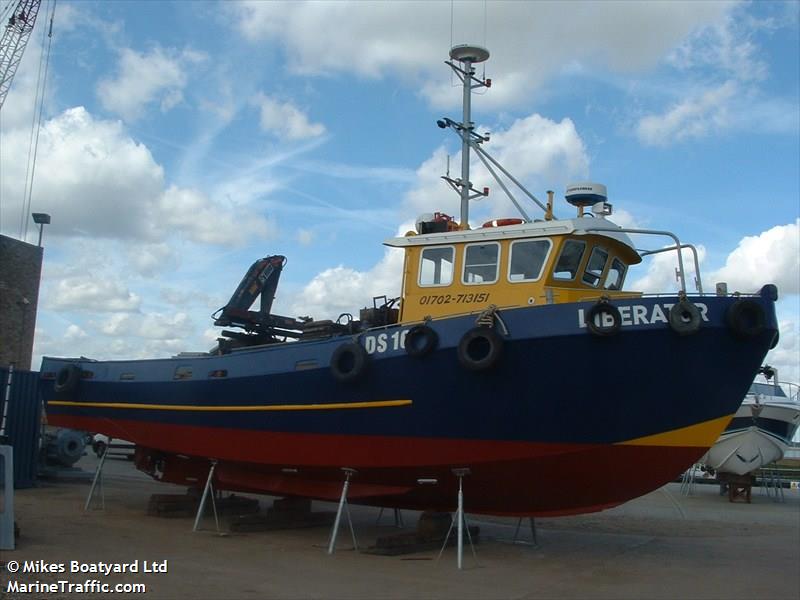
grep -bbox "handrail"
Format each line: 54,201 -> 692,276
638,244 -> 703,294
576,225 -> 688,293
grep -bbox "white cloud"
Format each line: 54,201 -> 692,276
289,247 -> 404,320
666,11 -> 768,82
630,245 -> 707,295
97,46 -> 205,121
404,113 -> 588,224
629,221 -> 800,298
0,107 -> 274,246
98,312 -> 193,341
296,228 -> 314,246
636,81 -> 737,146
709,220 -> 800,295
127,243 -> 177,277
64,324 -> 88,340
2,107 -> 165,240
634,4 -> 797,146
251,92 -> 325,140
48,277 -> 141,313
157,186 -> 274,246
764,316 -> 799,385
229,1 -> 733,109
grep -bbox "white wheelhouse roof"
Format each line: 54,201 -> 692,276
384,217 -> 639,255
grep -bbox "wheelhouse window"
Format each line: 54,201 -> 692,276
419,246 -> 455,286
604,257 -> 627,290
553,240 -> 586,281
508,239 -> 551,282
582,246 -> 609,288
463,243 -> 500,284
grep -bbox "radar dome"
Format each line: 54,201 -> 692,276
565,183 -> 607,207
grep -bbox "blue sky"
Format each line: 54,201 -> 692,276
0,0 -> 797,381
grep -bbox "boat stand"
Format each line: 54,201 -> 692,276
192,460 -> 220,533
84,442 -> 110,511
679,464 -> 698,496
375,507 -> 404,528
760,467 -> 785,503
512,517 -> 538,546
437,468 -> 477,570
327,468 -> 358,554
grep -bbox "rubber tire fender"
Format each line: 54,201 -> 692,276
669,299 -> 702,336
330,342 -> 369,383
586,302 -> 622,337
457,327 -> 503,372
405,325 -> 439,358
726,299 -> 766,339
54,364 -> 81,393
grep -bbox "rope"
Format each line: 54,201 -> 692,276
20,0 -> 54,240
475,304 -> 497,328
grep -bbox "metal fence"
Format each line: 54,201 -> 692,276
0,367 -> 42,488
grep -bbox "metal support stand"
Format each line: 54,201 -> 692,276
84,443 -> 109,511
761,467 -> 785,503
327,468 -> 358,554
193,460 -> 219,533
437,468 -> 476,570
512,517 -> 538,546
375,507 -> 404,528
680,464 -> 698,496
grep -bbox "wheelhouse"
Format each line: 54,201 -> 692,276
386,218 -> 643,323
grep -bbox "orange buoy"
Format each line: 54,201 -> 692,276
482,218 -> 525,228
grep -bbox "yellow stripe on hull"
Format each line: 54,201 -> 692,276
616,414 -> 734,448
48,399 -> 412,412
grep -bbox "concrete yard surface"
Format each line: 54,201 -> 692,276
2,456 -> 799,599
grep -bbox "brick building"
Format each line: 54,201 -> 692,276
0,234 -> 43,370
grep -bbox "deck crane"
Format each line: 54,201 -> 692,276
0,0 -> 42,112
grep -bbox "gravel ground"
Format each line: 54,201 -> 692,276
2,455 -> 798,600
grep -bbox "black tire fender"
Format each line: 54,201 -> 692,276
457,327 -> 503,372
330,342 -> 369,383
726,299 -> 766,339
669,299 -> 702,336
586,301 -> 621,337
405,325 -> 439,358
54,364 -> 81,393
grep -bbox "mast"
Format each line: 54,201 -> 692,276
439,45 -> 548,225
442,45 -> 490,229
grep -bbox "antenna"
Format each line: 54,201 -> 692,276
441,45 -> 490,229
437,46 -> 548,225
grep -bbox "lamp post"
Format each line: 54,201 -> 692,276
31,212 -> 50,247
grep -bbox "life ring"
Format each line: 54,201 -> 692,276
668,299 -> 701,336
405,325 -> 438,358
54,364 -> 81,393
482,218 -> 524,228
586,301 -> 621,336
726,299 -> 766,339
330,342 -> 369,383
457,327 -> 503,371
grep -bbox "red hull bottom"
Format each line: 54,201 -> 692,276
52,415 -> 704,517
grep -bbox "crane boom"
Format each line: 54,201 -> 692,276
0,0 -> 41,111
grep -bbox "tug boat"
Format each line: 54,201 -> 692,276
702,370 -> 799,476
41,46 -> 779,517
